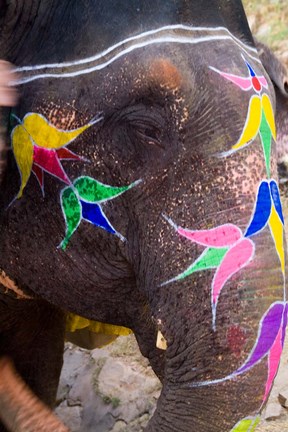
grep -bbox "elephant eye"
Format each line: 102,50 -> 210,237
112,103 -> 166,149
132,119 -> 164,148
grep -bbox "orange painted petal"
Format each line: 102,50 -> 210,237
11,125 -> 34,198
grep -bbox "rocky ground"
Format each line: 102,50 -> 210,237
56,3 -> 288,431
55,336 -> 161,432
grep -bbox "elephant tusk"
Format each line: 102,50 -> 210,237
0,270 -> 33,300
156,330 -> 167,350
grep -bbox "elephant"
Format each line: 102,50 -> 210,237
0,0 -> 288,431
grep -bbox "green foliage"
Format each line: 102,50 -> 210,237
243,0 -> 288,52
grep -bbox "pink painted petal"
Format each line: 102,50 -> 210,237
33,146 -> 70,185
219,73 -> 252,90
258,76 -> 269,88
210,66 -> 252,90
263,327 -> 283,401
177,224 -> 242,247
212,238 -> 255,329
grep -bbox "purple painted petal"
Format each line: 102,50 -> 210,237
236,302 -> 284,374
281,303 -> 288,348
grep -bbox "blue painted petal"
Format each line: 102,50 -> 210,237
80,200 -> 116,235
245,60 -> 256,77
270,180 -> 284,224
245,181 -> 272,237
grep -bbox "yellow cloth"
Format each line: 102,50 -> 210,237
66,313 -> 133,336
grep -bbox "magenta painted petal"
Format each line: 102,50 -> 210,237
258,76 -> 269,88
211,239 -> 254,329
177,224 -> 242,247
263,328 -> 283,401
216,71 -> 252,90
33,146 -> 70,184
237,302 -> 284,375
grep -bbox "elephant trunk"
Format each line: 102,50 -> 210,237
142,221 -> 286,431
0,358 -> 69,432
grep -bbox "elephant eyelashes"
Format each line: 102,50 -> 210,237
133,123 -> 164,148
113,104 -> 166,150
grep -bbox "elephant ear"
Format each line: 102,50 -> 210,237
255,40 -> 288,180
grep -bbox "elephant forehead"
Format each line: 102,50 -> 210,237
147,59 -> 182,90
15,26 -> 260,86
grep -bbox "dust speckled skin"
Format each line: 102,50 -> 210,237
0,1 -> 287,431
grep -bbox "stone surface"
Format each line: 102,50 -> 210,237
56,337 -> 161,432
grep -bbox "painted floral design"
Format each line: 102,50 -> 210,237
245,179 -> 285,274
60,176 -> 140,249
189,301 -> 288,408
162,219 -> 255,330
161,58 -> 286,429
11,112 -> 102,197
163,179 -> 284,330
211,58 -> 276,177
235,302 -> 288,402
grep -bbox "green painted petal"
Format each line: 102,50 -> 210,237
260,108 -> 272,178
73,176 -> 140,203
230,416 -> 260,432
178,247 -> 229,280
60,187 -> 81,250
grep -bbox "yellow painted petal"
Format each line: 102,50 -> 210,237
231,416 -> 260,432
232,95 -> 262,151
23,113 -> 91,149
11,125 -> 34,198
269,204 -> 285,275
262,93 -> 276,140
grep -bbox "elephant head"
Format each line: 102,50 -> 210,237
0,1 -> 288,431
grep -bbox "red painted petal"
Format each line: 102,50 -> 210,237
33,146 -> 70,184
56,147 -> 82,160
32,163 -> 44,188
178,224 -> 242,247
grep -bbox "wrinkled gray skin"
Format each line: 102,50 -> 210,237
0,1 -> 288,431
